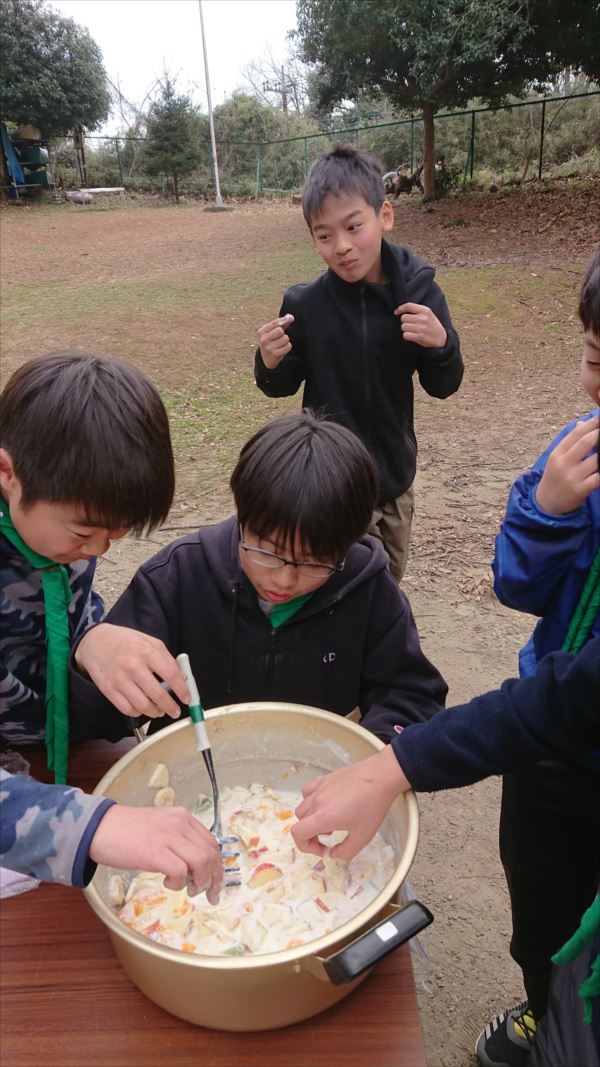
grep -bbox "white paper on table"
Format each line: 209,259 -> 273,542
0,865 -> 40,898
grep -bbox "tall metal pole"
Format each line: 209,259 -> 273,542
198,0 -> 223,206
538,98 -> 546,180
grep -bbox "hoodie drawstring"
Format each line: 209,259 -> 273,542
327,605 -> 337,709
226,584 -> 239,695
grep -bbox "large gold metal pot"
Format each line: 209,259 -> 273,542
84,702 -> 426,1031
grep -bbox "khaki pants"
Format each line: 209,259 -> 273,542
367,484 -> 415,581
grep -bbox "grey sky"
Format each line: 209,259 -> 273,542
51,0 -> 298,128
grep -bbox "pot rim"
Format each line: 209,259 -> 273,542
84,702 -> 419,969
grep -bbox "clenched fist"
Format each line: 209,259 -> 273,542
393,303 -> 447,348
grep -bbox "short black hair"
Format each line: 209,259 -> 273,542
579,244 -> 600,338
302,143 -> 386,228
0,351 -> 175,533
230,410 -> 378,561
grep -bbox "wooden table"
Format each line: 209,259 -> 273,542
0,741 -> 427,1067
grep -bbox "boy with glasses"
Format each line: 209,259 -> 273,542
71,411 -> 447,741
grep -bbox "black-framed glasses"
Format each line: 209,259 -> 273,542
238,526 -> 345,579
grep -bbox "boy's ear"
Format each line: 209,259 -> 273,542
380,200 -> 394,232
0,448 -> 19,496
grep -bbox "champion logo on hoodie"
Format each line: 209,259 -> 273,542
323,651 -> 336,663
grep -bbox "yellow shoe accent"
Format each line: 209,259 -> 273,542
513,1009 -> 536,1041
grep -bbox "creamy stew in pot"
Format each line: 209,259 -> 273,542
111,781 -> 395,957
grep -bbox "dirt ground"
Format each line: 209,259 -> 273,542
1,177 -> 599,1066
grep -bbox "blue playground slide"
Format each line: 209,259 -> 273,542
0,123 -> 27,195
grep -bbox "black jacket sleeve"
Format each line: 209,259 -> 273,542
254,288 -> 307,397
402,255 -> 463,399
358,573 -> 448,740
413,292 -> 463,399
392,638 -> 600,791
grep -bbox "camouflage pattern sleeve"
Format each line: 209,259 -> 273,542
0,769 -> 114,887
1,540 -> 105,744
71,559 -> 105,640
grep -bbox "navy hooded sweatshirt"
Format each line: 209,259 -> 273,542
254,240 -> 463,504
393,637 -> 600,790
69,517 -> 447,744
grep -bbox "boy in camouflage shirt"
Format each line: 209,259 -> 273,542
0,352 -> 221,897
0,350 -> 177,750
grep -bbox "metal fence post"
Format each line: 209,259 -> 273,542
115,138 -> 124,186
538,99 -> 546,179
255,143 -> 261,200
463,127 -> 471,189
470,110 -> 475,180
304,137 -> 308,179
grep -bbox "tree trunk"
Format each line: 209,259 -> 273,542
422,101 -> 436,201
173,169 -> 179,203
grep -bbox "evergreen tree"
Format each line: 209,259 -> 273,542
143,75 -> 203,202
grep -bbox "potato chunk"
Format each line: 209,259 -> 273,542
147,763 -> 170,789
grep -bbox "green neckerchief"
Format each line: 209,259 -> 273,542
555,554 -> 600,1023
0,503 -> 71,784
254,588 -> 313,628
561,548 -> 600,653
552,894 -> 600,1025
269,591 -> 313,628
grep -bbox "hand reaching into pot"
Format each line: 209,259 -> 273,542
292,745 -> 409,863
0,768 -> 223,901
89,803 -> 224,902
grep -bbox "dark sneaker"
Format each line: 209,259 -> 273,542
475,1001 -> 537,1067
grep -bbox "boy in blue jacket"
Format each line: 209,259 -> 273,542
254,143 -> 463,580
485,244 -> 600,1062
291,637 -> 600,1067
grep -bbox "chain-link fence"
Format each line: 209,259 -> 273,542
258,90 -> 599,195
52,90 -> 599,199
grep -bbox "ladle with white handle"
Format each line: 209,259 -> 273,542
176,653 -> 240,886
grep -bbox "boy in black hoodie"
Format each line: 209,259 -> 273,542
70,412 -> 446,742
255,144 -> 463,580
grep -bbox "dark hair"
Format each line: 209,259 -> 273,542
0,351 -> 175,533
579,244 -> 600,338
230,410 -> 378,561
302,143 -> 386,227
